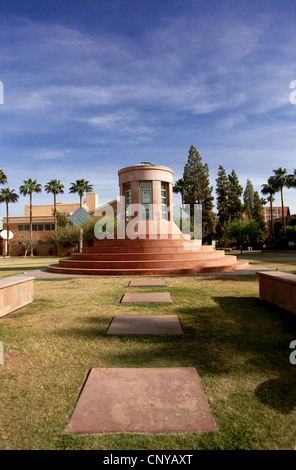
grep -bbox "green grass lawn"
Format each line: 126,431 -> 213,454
0,255 -> 296,450
236,251 -> 296,273
0,256 -> 62,278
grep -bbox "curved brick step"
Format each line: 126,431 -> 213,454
58,256 -> 238,270
47,261 -> 250,276
70,251 -> 226,261
82,245 -> 213,254
92,238 -> 202,248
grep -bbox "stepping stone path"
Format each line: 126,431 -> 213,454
67,278 -> 217,434
66,367 -> 216,433
106,315 -> 183,335
120,292 -> 173,303
128,279 -> 168,287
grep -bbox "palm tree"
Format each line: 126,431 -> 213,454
44,179 -> 65,256
44,179 -> 65,231
0,169 -> 7,185
69,179 -> 93,252
19,179 -> 42,256
269,168 -> 294,238
261,177 -> 276,237
173,178 -> 188,209
69,179 -> 93,207
0,188 -> 19,256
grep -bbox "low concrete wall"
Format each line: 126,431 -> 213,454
257,270 -> 296,314
0,274 -> 35,318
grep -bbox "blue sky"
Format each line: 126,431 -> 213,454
0,0 -> 296,220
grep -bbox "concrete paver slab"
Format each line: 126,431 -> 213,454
106,315 -> 183,335
128,279 -> 167,286
66,367 -> 217,433
121,292 -> 172,303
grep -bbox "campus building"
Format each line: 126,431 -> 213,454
1,193 -> 99,256
262,205 -> 289,222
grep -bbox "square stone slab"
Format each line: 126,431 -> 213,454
106,315 -> 183,335
128,279 -> 167,287
121,292 -> 172,303
66,368 -> 217,434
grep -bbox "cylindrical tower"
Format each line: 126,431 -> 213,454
118,162 -> 174,223
118,162 -> 180,239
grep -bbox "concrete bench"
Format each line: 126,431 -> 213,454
257,270 -> 296,314
0,274 -> 35,318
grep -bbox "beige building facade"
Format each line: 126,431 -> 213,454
1,193 -> 99,256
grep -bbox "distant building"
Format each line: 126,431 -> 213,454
1,193 -> 99,256
262,206 -> 290,222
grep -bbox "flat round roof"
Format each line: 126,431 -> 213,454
118,162 -> 173,175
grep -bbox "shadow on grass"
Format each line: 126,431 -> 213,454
255,374 -> 296,414
52,316 -> 111,339
51,293 -> 296,416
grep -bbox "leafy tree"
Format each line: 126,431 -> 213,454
182,145 -> 215,241
215,165 -> 231,243
261,178 -> 276,237
50,224 -> 80,249
83,216 -> 117,241
55,211 -> 68,228
225,218 -> 265,253
228,170 -> 243,220
19,179 -> 42,256
69,179 -> 93,253
0,188 -> 19,256
279,225 -> 296,243
252,191 -> 267,235
243,179 -> 254,219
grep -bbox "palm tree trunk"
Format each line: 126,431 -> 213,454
79,194 -> 83,253
6,201 -> 9,257
270,197 -> 274,237
30,192 -> 33,256
54,192 -> 57,256
281,186 -> 286,238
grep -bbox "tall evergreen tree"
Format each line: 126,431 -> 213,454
228,170 -> 243,220
243,179 -> 255,219
252,191 -> 267,234
182,145 -> 215,241
215,165 -> 231,242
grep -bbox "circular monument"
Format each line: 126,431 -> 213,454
47,162 -> 248,275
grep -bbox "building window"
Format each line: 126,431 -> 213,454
32,224 -> 44,231
161,182 -> 168,220
45,224 -> 55,231
141,181 -> 152,220
18,225 -> 30,231
125,183 -> 132,222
